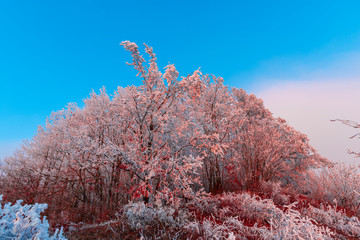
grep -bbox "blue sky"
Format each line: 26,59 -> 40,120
1,1 -> 360,161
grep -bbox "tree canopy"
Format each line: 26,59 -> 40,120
0,42 -> 331,224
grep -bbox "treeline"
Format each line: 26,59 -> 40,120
0,42 -> 330,226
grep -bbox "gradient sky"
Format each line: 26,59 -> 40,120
1,1 -> 360,162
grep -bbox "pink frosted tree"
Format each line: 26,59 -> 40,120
0,41 -> 332,225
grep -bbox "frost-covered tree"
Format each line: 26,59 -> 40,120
0,41 -> 331,225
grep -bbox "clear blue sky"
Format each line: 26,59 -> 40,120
1,1 -> 360,159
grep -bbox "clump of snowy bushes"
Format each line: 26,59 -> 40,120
185,192 -> 334,239
124,202 -> 189,230
313,163 -> 360,214
265,204 -> 334,240
120,201 -> 191,239
0,195 -> 66,240
119,191 -> 358,239
306,203 -> 360,237
185,217 -> 250,240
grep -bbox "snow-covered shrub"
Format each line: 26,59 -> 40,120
219,193 -> 333,239
306,204 -> 360,237
185,216 -> 268,240
187,192 -> 334,239
186,219 -> 234,240
236,195 -> 333,239
238,193 -> 283,223
315,163 -> 360,212
263,204 -> 334,240
186,192 -> 283,225
0,195 -> 66,239
124,202 -> 189,230
185,218 -> 242,240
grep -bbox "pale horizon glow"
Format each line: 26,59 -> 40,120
253,53 -> 360,165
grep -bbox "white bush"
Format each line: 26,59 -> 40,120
306,204 -> 360,237
187,193 -> 334,239
185,218 -> 245,240
124,202 -> 188,230
265,205 -> 334,240
0,195 -> 66,240
317,163 -> 360,211
235,194 -> 334,239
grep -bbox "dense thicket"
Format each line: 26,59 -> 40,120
0,42 -> 331,226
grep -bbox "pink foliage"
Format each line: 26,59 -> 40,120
0,42 -> 332,234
